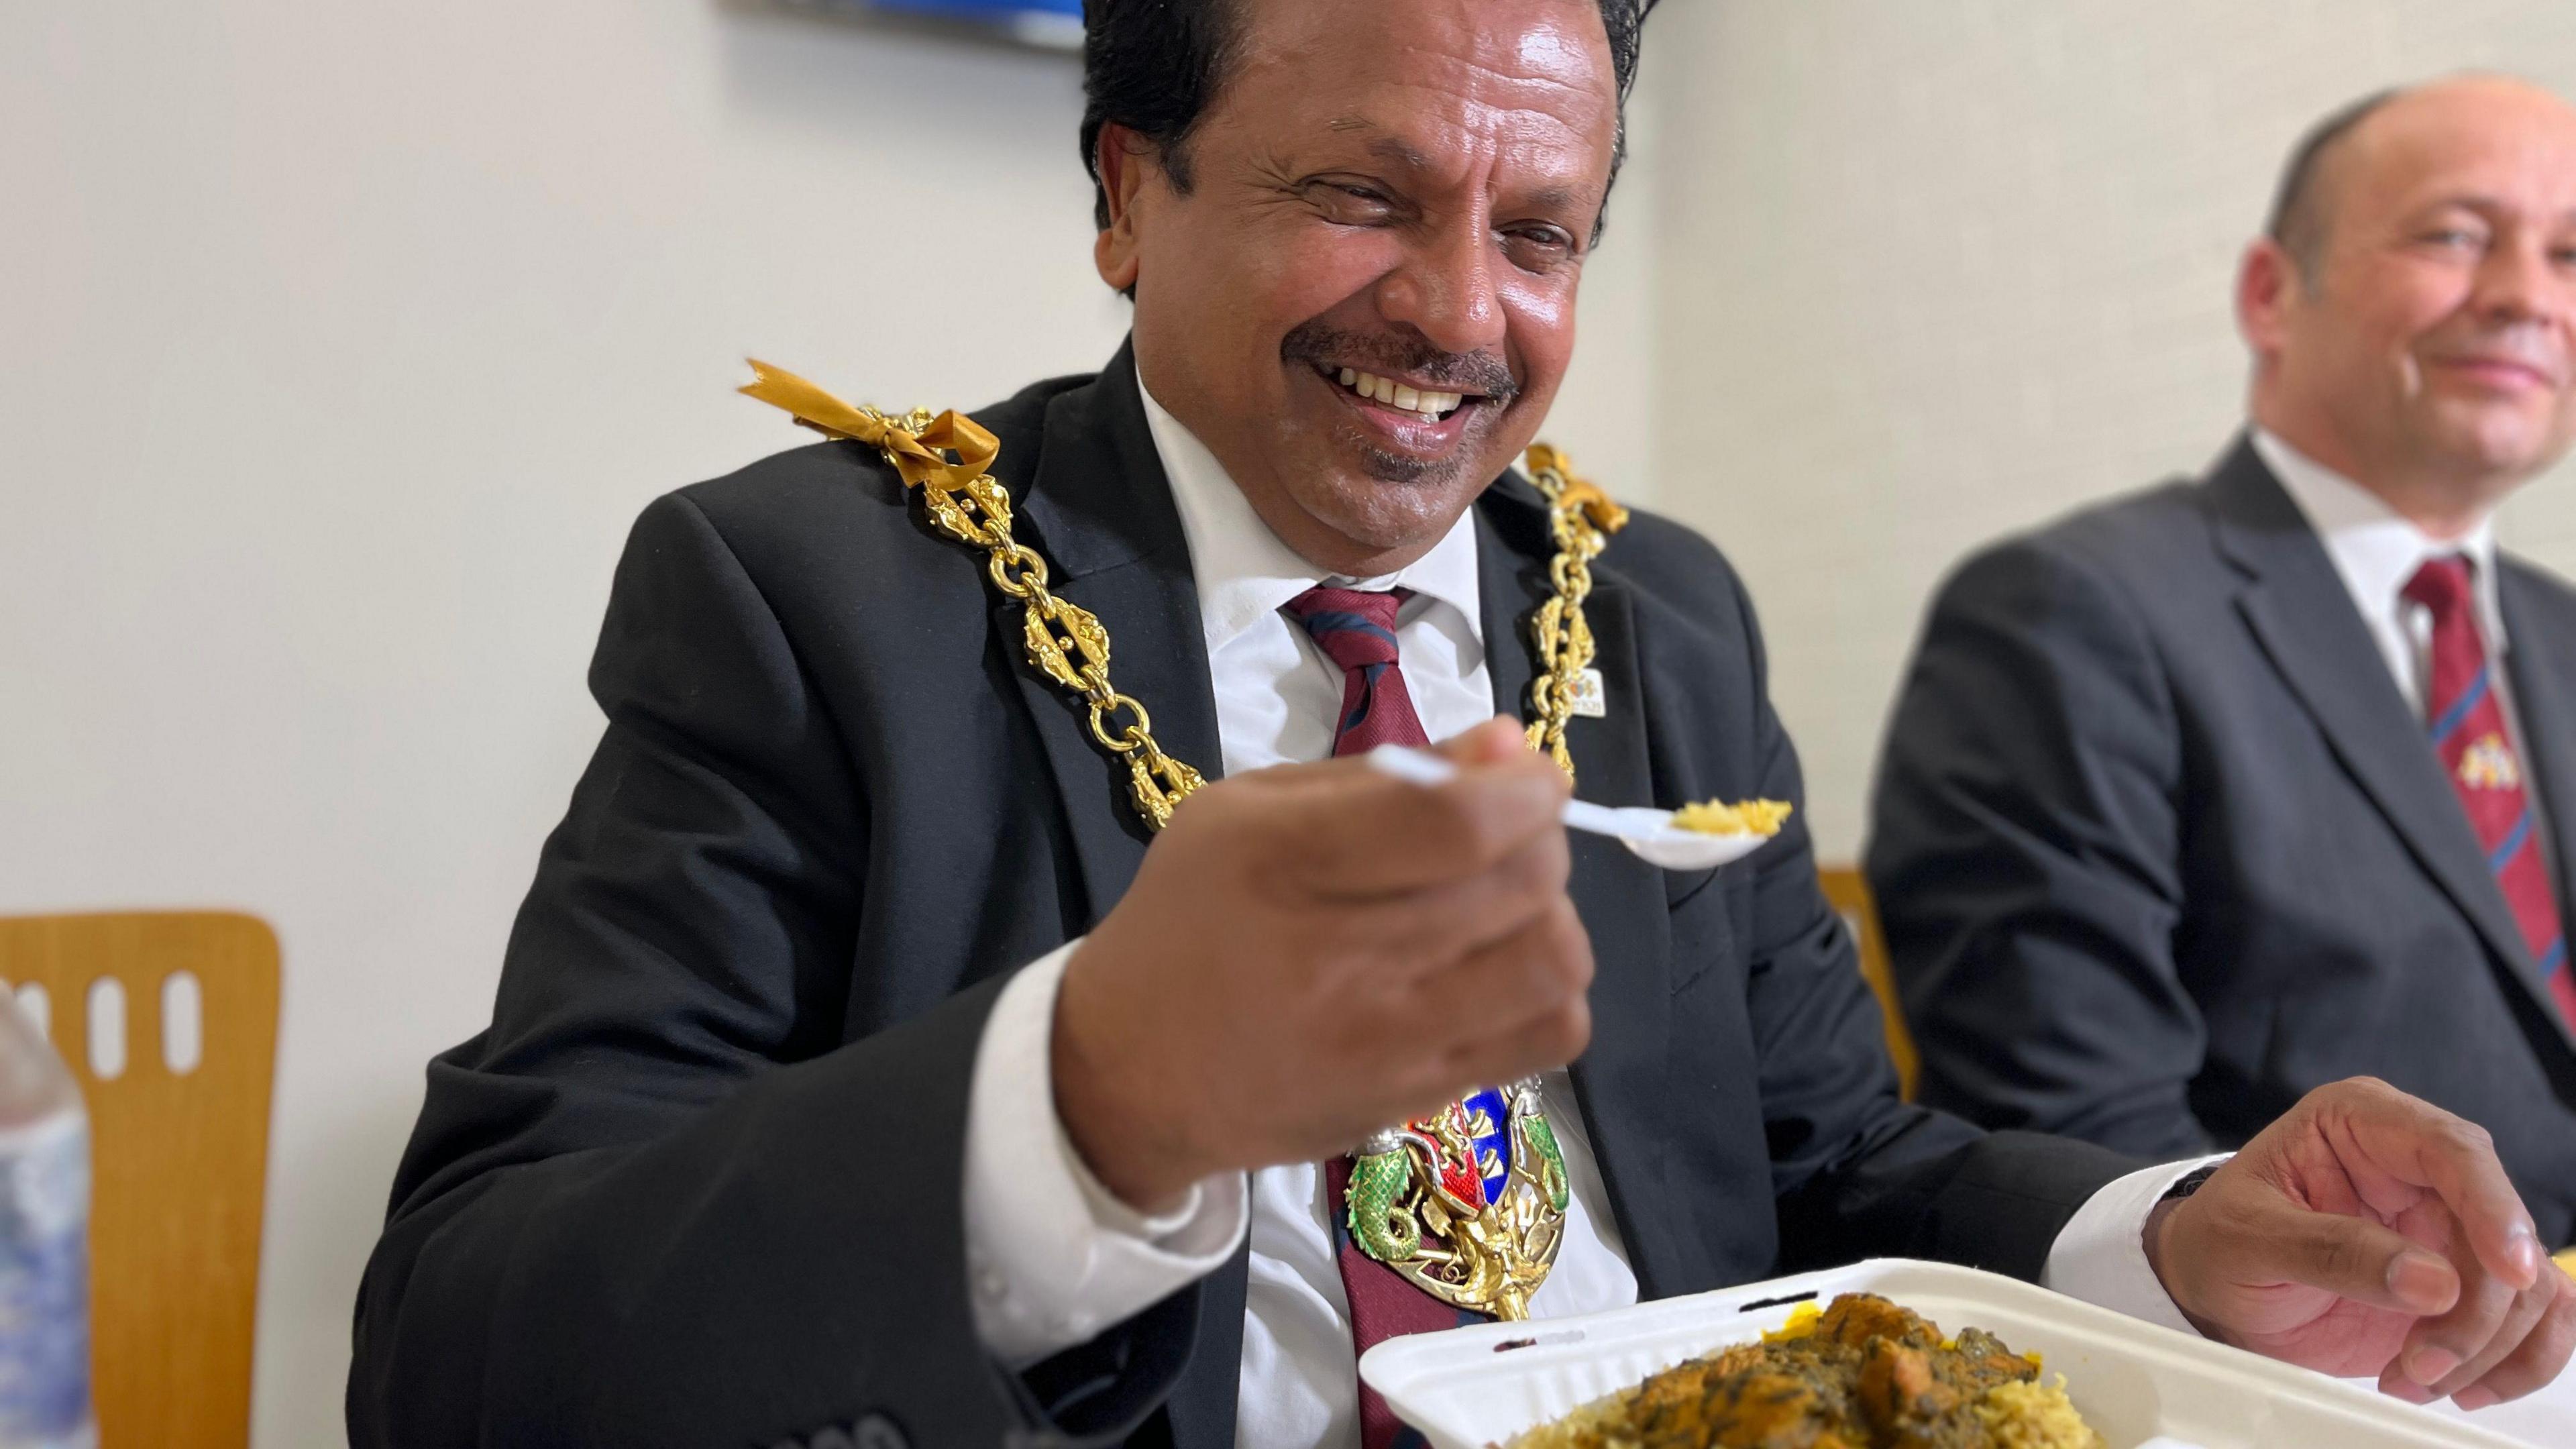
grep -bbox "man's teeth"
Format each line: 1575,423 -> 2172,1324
1334,367 -> 1464,421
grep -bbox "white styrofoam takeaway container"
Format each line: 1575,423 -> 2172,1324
1359,1258 -> 2525,1449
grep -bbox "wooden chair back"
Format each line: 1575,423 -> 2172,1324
1817,868 -> 1918,1101
0,912 -> 279,1449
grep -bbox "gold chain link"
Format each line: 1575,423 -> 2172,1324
735,362 -> 1621,830
1519,443 -> 1628,777
913,417 -> 1211,831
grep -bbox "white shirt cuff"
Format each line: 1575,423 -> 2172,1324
2040,1154 -> 2232,1336
961,938 -> 1250,1366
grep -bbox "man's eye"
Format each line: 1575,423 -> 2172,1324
1501,227 -> 1576,270
2422,228 -> 2487,250
1308,183 -> 1395,225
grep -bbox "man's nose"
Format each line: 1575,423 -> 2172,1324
1371,215 -> 1507,358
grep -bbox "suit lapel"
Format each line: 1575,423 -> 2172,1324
2498,565 -> 2576,1055
1010,345 -> 1226,929
2209,439 -> 2553,1024
1476,482 -> 1678,1297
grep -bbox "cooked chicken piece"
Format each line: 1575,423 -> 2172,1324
1815,1294 -> 1940,1352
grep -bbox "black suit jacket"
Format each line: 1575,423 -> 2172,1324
1870,437 -> 2576,1244
349,343 -> 2136,1449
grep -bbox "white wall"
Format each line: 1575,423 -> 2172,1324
1647,1 -> 2576,860
0,3 -> 1656,1443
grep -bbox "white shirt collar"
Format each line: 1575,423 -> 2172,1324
1136,368 -> 1485,661
2251,426 -> 2506,644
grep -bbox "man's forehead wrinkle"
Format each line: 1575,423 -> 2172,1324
1300,96 -> 1605,193
1385,42 -> 1613,115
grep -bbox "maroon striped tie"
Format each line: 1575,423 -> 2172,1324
2404,555 -> 2576,1026
1286,587 -> 1426,757
1287,586 -> 1483,1449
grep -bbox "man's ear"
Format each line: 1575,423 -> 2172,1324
1094,123 -> 1155,294
2237,237 -> 2299,366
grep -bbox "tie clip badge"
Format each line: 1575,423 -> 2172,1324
2461,733 -> 2522,792
1565,667 -> 1607,718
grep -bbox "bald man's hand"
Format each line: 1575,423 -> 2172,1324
1051,718 -> 1592,1211
2148,1078 -> 2575,1407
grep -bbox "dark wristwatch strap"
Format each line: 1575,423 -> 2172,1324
2158,1161 -> 2224,1203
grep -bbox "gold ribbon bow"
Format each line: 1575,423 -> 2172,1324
741,359 -> 1000,493
738,358 -> 1209,830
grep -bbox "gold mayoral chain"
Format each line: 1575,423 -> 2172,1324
737,360 -> 1625,1320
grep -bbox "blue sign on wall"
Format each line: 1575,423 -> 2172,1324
875,0 -> 1081,15
853,0 -> 1084,49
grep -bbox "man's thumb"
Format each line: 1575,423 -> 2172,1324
2255,1203 -> 2460,1316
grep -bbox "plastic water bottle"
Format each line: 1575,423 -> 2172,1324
0,995 -> 92,1449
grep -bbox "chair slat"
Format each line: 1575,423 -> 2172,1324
0,912 -> 279,1449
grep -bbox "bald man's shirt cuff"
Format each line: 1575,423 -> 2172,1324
962,938 -> 1251,1366
2041,1155 -> 2233,1336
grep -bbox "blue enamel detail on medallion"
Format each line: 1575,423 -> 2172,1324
1461,1085 -> 1512,1206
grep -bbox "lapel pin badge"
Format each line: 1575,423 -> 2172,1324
1566,667 -> 1607,718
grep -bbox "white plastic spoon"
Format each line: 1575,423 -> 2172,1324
1362,745 -> 1776,872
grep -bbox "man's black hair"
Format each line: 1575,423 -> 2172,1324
2266,88 -> 2402,285
1078,0 -> 1659,238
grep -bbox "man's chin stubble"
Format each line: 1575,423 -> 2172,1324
1338,409 -> 1495,490
1356,442 -> 1462,486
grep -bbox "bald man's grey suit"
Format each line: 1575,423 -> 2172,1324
1872,438 -> 2576,1243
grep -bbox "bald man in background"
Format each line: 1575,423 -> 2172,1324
1872,78 -> 2576,1328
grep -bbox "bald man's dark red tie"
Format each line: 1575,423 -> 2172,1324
2404,555 -> 2576,1026
1286,586 -> 1482,1449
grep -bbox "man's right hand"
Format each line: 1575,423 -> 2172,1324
1051,717 -> 1593,1212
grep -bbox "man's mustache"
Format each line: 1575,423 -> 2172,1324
1281,321 -> 1521,405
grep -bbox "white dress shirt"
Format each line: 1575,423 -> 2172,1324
2253,428 -> 2545,851
959,374 -> 2211,1448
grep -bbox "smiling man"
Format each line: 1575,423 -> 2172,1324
354,18 -> 2570,1449
1872,71 -> 2576,1392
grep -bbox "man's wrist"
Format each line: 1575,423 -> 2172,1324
1050,941 -> 1208,1214
2142,1195 -> 2182,1283
2142,1182 -> 2224,1340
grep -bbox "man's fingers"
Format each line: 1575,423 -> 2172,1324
2334,1081 -> 2542,1291
1406,897 -> 1595,1036
2413,1121 -> 2544,1292
1442,987 -> 1593,1091
1360,961 -> 1593,1123
2454,1287 -> 2576,1408
1275,735 -> 1569,898
2402,1231 -> 2542,1398
1389,898 -> 1595,1091
1351,827 -> 1570,969
1434,716 -> 1537,767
